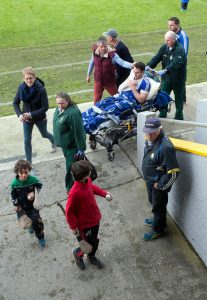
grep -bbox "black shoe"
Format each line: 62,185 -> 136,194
87,255 -> 103,269
73,249 -> 85,270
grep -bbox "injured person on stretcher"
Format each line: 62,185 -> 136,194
82,61 -> 171,135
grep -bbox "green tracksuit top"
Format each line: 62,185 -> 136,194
148,41 -> 187,86
53,104 -> 86,151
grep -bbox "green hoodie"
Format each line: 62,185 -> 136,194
53,104 -> 86,151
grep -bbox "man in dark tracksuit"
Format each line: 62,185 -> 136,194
142,117 -> 180,240
147,31 -> 187,120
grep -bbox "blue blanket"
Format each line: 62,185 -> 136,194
82,90 -> 172,134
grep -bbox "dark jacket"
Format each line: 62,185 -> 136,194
142,131 -> 180,191
147,41 -> 187,85
13,78 -> 49,122
53,104 -> 86,151
93,46 -> 116,86
115,40 -> 134,84
11,175 -> 42,210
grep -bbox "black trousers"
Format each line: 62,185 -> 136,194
146,183 -> 168,233
17,208 -> 44,240
83,224 -> 100,257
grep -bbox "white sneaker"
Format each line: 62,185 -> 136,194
50,144 -> 57,153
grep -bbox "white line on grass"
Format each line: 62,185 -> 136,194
0,89 -> 94,107
0,51 -> 155,106
2,23 -> 206,50
0,52 -> 154,76
195,0 -> 207,5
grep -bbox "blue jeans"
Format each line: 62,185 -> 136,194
23,119 -> 54,163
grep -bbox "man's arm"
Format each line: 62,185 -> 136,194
13,85 -> 24,120
147,45 -> 165,69
156,146 -> 180,190
112,53 -> 132,69
86,55 -> 94,82
128,80 -> 148,103
177,30 -> 189,56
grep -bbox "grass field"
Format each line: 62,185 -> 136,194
0,0 -> 206,116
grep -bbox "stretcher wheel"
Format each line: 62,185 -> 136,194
108,151 -> 115,161
90,140 -> 97,150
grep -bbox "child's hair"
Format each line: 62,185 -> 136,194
71,160 -> 92,181
14,160 -> 32,174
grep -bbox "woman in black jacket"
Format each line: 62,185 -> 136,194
13,67 -> 56,163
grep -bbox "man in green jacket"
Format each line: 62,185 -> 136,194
53,92 -> 86,192
146,31 -> 187,120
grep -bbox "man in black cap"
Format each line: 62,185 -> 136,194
142,117 -> 180,240
103,29 -> 134,88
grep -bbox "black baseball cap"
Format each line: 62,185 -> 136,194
143,117 -> 161,133
103,29 -> 118,38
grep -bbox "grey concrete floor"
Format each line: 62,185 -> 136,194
1,83 -> 207,300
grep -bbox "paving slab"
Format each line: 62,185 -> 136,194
1,83 -> 207,300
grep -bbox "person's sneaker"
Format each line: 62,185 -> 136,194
144,217 -> 154,227
39,238 -> 46,248
28,226 -> 34,234
144,231 -> 164,241
87,255 -> 103,269
73,249 -> 85,270
50,144 -> 57,153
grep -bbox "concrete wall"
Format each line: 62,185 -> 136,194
137,112 -> 207,266
195,99 -> 207,144
168,151 -> 207,266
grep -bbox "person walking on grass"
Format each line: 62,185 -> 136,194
146,31 -> 187,120
142,117 -> 180,241
181,0 -> 189,12
13,67 -> 56,164
65,160 -> 113,270
86,37 -> 133,104
10,159 -> 46,248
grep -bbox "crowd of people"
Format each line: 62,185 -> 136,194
10,16 -> 186,270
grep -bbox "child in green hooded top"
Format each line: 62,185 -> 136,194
10,159 -> 46,248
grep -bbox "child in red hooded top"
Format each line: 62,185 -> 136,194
65,160 -> 113,270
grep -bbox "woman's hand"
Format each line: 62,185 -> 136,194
23,112 -> 32,120
19,114 -> 25,122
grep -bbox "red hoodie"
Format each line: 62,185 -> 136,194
65,178 -> 107,230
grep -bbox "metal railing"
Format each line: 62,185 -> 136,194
159,118 -> 207,129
